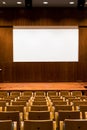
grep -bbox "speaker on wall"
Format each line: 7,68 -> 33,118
25,0 -> 32,9
77,0 -> 85,9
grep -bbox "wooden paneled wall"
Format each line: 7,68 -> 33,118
0,8 -> 87,82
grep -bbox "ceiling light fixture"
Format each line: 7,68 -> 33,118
69,1 -> 75,4
2,1 -> 6,4
17,1 -> 22,4
43,1 -> 48,5
85,1 -> 87,4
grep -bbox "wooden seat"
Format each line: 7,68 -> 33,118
32,101 -> 47,105
51,105 -> 73,122
6,105 -> 25,121
54,105 -> 72,112
79,96 -> 87,100
0,120 -> 13,130
64,119 -> 87,130
34,91 -> 46,96
10,91 -> 21,96
0,101 -> 7,111
63,96 -> 76,100
53,101 -> 67,106
50,97 -> 61,100
28,111 -> 50,120
21,91 -> 33,96
57,111 -> 80,130
34,96 -> 46,99
59,91 -> 70,96
18,96 -> 30,101
3,96 -> 16,100
6,105 -> 24,112
71,91 -> 82,97
51,99 -> 63,102
72,101 -> 87,110
11,101 -> 27,106
68,98 -> 81,105
58,111 -> 80,121
0,99 -> 11,105
24,120 -> 54,130
34,98 -> 46,102
0,92 -> 8,97
0,111 -> 20,130
30,105 -> 49,111
79,105 -> 87,119
47,91 -> 57,96
0,101 -> 7,107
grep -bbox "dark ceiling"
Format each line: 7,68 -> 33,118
0,0 -> 86,8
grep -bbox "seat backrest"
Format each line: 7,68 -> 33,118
0,99 -> 11,105
24,120 -> 53,130
18,96 -> 30,100
47,91 -> 57,96
3,96 -> 16,100
64,119 -> 87,130
72,101 -> 87,110
0,111 -> 20,130
30,105 -> 48,111
12,101 -> 27,106
22,91 -> 33,96
34,91 -> 45,96
79,105 -> 87,111
79,105 -> 87,119
50,97 -> 61,100
51,99 -> 63,102
71,91 -> 82,96
53,101 -> 67,106
68,98 -> 80,102
6,105 -> 24,112
79,96 -> 87,100
0,101 -> 7,107
28,111 -> 50,120
33,101 -> 47,105
34,98 -> 46,102
10,92 -> 21,96
0,92 -> 8,97
55,105 -> 72,112
64,96 -> 76,100
0,120 -> 12,130
59,91 -> 70,96
57,111 -> 80,130
34,96 -> 46,99
58,111 -> 80,121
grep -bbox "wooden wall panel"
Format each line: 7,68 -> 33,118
12,62 -> 78,82
0,9 -> 87,82
0,27 -> 13,62
0,27 -> 12,82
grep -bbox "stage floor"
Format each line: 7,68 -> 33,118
0,82 -> 86,91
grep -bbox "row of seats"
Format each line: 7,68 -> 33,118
0,91 -> 87,130
0,108 -> 87,130
0,90 -> 83,97
0,119 -> 87,130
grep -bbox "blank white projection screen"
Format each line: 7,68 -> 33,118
13,27 -> 78,62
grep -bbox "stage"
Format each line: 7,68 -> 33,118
0,82 -> 87,91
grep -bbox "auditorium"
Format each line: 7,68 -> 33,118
0,0 -> 87,130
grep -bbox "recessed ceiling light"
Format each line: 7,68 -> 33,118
2,1 -> 6,4
43,1 -> 48,5
85,1 -> 87,4
69,1 -> 75,5
17,1 -> 22,4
